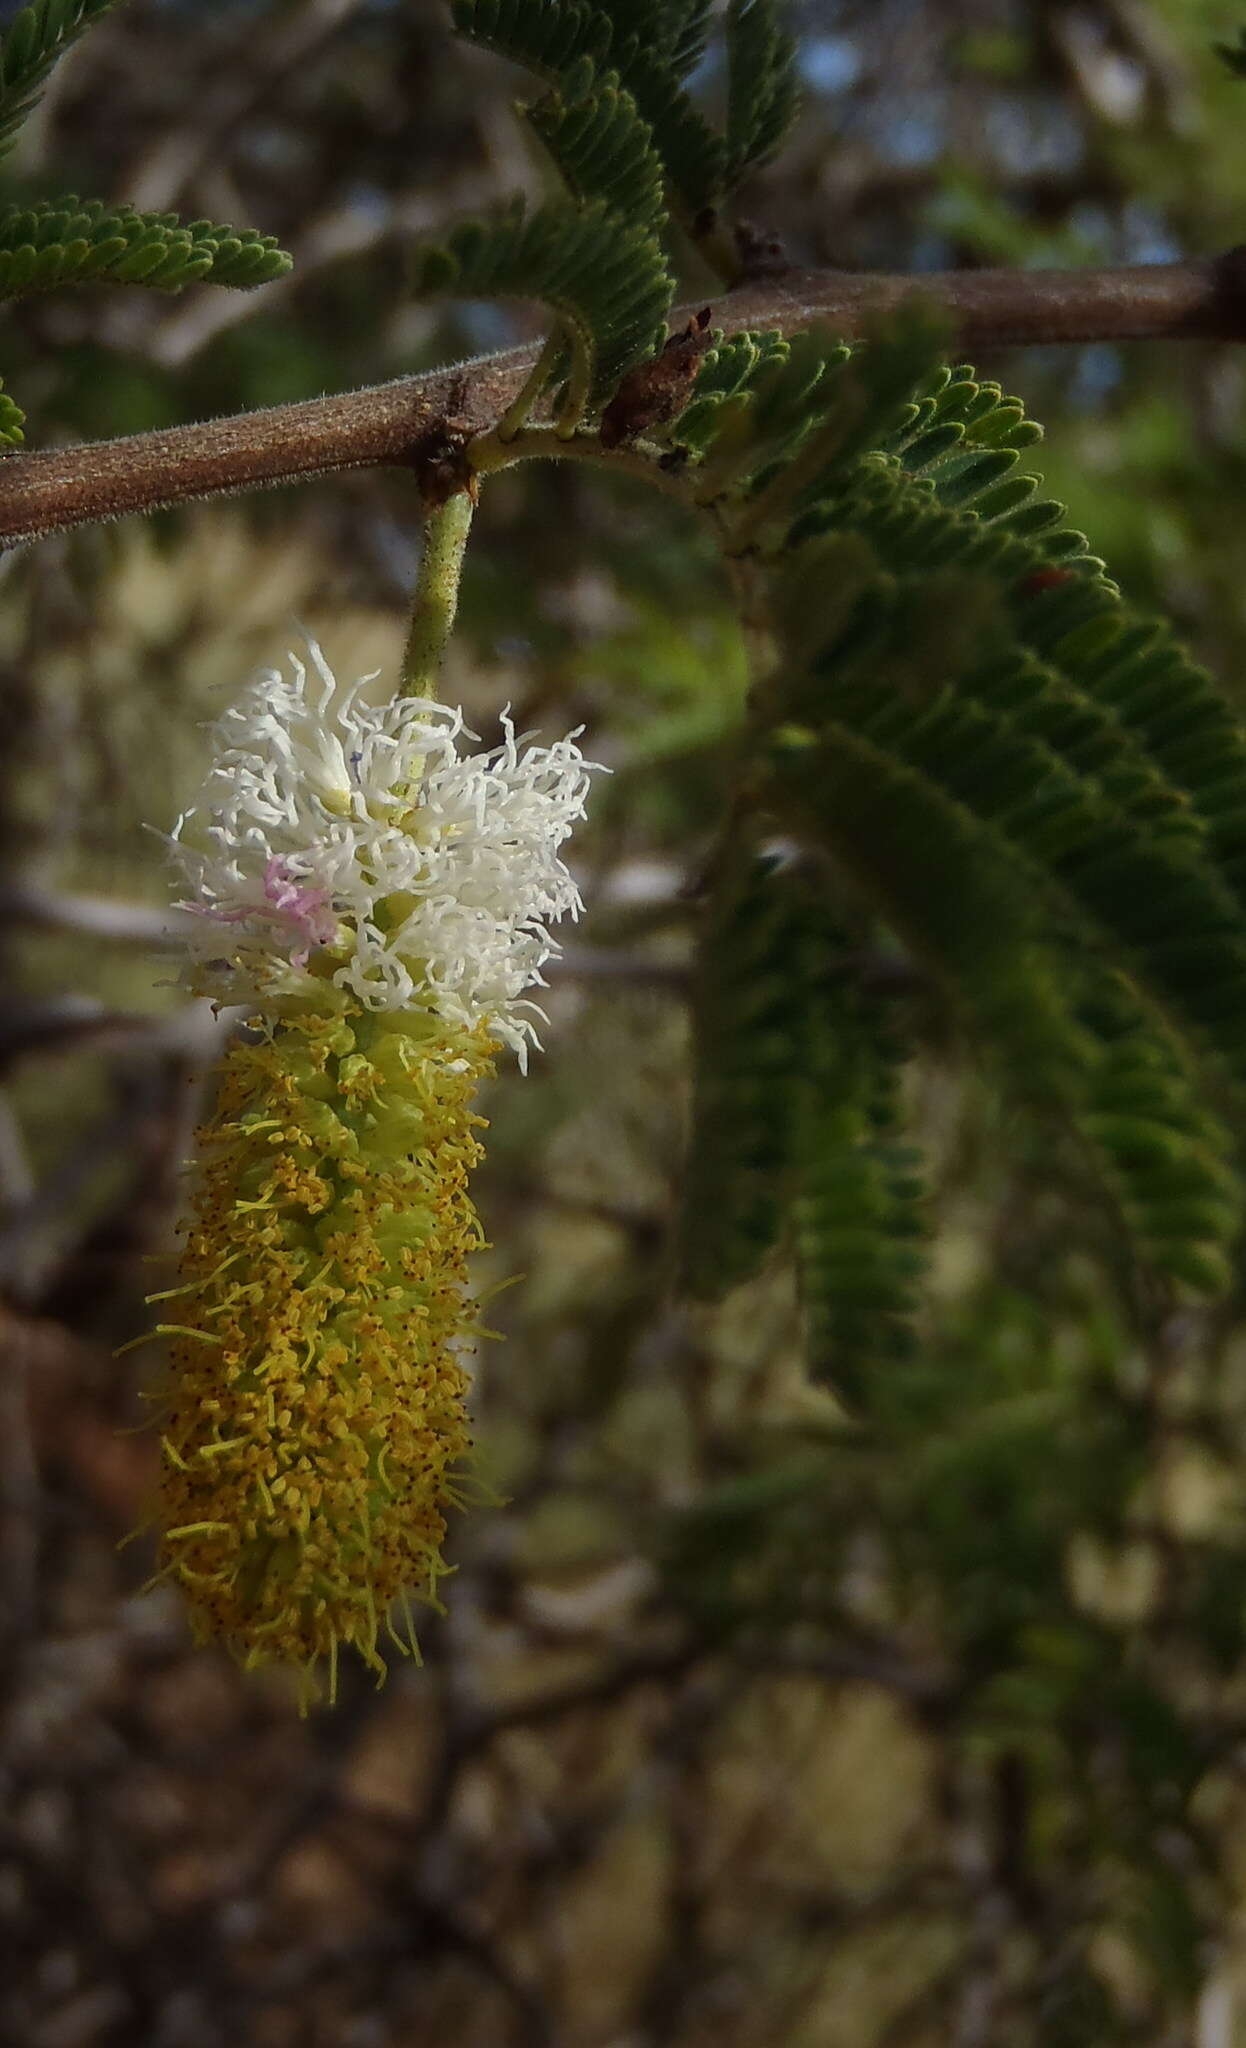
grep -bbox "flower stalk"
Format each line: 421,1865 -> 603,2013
495,328 -> 563,442
400,489 -> 475,698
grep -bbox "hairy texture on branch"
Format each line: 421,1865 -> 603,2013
4,254 -> 1246,544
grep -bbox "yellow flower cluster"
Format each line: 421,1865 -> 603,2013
150,1006 -> 496,1699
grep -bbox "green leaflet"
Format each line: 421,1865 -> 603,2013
0,0 -> 120,161
1079,976 -> 1241,1296
0,5 -> 292,437
0,198 -> 291,297
454,0 -> 713,82
610,33 -> 724,220
433,3 -> 801,431
452,0 -> 798,227
793,977 -> 926,1394
949,643 -> 1198,850
659,0 -> 716,77
1012,584 -> 1246,917
681,847 -> 803,1297
770,719 -> 1093,1106
0,374 -> 24,444
688,309 -> 951,517
453,0 -> 725,218
781,362 -> 1246,943
792,566 -> 1246,1092
450,0 -> 612,86
670,325 -> 1246,1311
770,675 -> 1243,1304
411,196 -> 671,405
525,75 -> 666,230
679,343 -> 1246,1085
725,0 -> 800,186
671,328 -> 790,450
680,849 -> 928,1393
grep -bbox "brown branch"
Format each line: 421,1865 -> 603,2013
4,252 -> 1246,545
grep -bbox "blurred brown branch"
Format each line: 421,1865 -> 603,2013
5,252 -> 1246,545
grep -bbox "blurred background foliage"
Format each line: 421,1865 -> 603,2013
11,2 -> 1246,2045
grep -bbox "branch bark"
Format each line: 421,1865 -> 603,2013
4,251 -> 1246,545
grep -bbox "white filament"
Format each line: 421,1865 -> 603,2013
168,640 -> 600,1061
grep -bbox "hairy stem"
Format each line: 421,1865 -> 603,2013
470,422 -> 690,502
495,330 -> 562,442
400,491 -> 475,698
4,254 -> 1246,545
555,329 -> 592,439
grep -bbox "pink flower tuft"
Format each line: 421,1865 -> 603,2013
262,857 -> 338,966
181,857 -> 338,971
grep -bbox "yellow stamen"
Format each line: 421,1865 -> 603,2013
149,1005 -> 496,1701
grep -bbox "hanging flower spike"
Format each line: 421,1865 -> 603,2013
152,642 -> 600,1702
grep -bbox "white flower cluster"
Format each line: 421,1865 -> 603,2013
168,641 -> 600,1060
